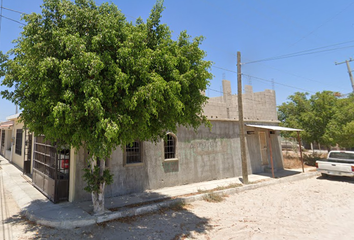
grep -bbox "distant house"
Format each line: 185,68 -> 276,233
0,80 -> 296,203
0,118 -> 16,160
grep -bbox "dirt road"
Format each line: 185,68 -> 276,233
189,176 -> 354,239
2,175 -> 354,239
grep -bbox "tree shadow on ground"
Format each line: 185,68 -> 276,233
4,194 -> 212,240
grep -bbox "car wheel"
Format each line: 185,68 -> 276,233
321,173 -> 328,178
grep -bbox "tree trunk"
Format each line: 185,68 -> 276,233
92,182 -> 105,214
91,157 -> 106,215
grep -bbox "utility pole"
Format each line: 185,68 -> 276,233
335,58 -> 354,93
237,51 -> 248,184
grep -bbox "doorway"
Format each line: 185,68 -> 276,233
259,132 -> 269,165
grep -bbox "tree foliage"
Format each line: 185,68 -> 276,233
1,0 -> 212,156
278,91 -> 339,149
0,51 -> 7,77
1,0 -> 212,211
326,94 -> 354,148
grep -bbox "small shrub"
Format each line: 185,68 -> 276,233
214,183 -> 242,190
202,193 -> 224,202
197,189 -> 209,194
197,183 -> 242,194
303,152 -> 326,166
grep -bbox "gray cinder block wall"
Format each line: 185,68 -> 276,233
72,80 -> 283,202
203,80 -> 277,122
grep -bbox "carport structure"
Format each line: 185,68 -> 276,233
246,124 -> 303,178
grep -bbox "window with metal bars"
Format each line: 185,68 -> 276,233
125,141 -> 142,164
164,133 -> 176,159
15,129 -> 23,155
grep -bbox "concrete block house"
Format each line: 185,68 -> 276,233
0,80 -> 287,203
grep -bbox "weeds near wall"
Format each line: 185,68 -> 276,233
197,183 -> 242,195
202,193 -> 225,202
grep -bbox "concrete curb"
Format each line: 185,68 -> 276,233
13,170 -> 319,229
26,212 -> 97,229
2,153 -> 319,229
93,171 -> 320,227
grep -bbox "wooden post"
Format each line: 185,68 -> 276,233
237,51 -> 249,184
297,131 -> 304,173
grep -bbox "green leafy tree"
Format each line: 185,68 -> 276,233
278,92 -> 311,140
304,91 -> 338,149
278,91 -> 338,150
0,51 -> 7,77
326,94 -> 354,148
1,0 -> 212,213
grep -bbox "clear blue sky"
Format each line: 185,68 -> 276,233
1,0 -> 354,121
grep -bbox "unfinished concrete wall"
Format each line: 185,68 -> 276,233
72,120 -> 272,202
203,80 -> 277,122
71,80 -> 282,202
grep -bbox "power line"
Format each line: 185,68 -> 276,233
247,59 -> 348,92
277,39 -> 354,59
212,65 -> 237,74
206,87 -> 274,106
1,6 -> 26,15
243,44 -> 354,65
207,88 -> 223,94
285,1 -> 354,50
199,39 -> 352,92
0,14 -> 25,25
211,65 -> 316,93
242,74 -> 315,93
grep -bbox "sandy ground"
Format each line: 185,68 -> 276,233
2,175 -> 354,240
189,176 -> 354,240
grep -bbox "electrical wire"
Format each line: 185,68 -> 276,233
199,38 -> 352,92
212,65 -> 237,74
206,87 -> 279,106
1,6 -> 26,15
242,74 -> 315,93
211,65 -> 316,93
0,14 -> 25,25
243,44 -> 354,65
286,1 -> 354,50
0,4 -> 348,96
245,59 -> 349,92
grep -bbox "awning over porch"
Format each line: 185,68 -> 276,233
245,124 -> 302,132
0,121 -> 14,129
245,123 -> 305,177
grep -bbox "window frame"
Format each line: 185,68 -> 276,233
124,141 -> 143,166
163,132 -> 178,161
15,129 -> 23,156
